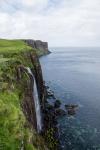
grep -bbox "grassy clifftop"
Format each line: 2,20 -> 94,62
0,39 -> 48,56
0,39 -> 48,150
0,39 -> 32,54
0,39 -> 33,65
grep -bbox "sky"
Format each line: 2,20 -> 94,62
0,0 -> 100,47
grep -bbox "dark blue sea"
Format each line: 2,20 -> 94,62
40,47 -> 100,150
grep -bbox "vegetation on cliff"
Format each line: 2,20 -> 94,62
0,39 -> 48,150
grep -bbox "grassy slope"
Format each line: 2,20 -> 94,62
0,39 -> 48,57
0,39 -> 47,150
0,39 -> 32,54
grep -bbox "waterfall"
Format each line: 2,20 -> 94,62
26,67 -> 42,133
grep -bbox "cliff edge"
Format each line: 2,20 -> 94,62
24,39 -> 51,56
0,39 -> 50,150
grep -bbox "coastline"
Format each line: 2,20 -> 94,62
0,39 -> 59,150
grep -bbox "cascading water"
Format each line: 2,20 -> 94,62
26,67 -> 42,133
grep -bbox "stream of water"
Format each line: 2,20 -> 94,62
40,47 -> 100,150
26,67 -> 42,133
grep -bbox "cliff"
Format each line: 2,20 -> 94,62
0,39 -> 50,150
24,39 -> 51,56
0,39 -> 59,150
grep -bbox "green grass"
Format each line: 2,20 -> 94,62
0,39 -> 32,55
0,91 -> 38,150
0,60 -> 38,150
0,58 -> 10,63
0,91 -> 25,150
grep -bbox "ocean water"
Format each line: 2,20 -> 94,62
40,47 -> 100,150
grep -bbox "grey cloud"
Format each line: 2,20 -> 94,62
0,0 -> 100,46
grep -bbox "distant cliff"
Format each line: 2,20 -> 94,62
24,39 -> 51,56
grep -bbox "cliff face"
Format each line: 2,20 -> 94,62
24,39 -> 50,55
0,39 -> 48,150
16,53 -> 47,131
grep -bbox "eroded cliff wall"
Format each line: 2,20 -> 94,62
24,39 -> 50,55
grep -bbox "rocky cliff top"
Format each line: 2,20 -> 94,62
24,39 -> 49,53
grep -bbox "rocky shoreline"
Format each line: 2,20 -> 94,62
43,84 -> 66,150
42,82 -> 79,150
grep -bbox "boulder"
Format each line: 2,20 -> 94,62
65,104 -> 78,116
55,109 -> 66,117
54,100 -> 61,108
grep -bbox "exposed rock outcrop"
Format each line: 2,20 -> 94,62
16,53 -> 47,132
24,39 -> 50,54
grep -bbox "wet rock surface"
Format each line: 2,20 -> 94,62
65,104 -> 78,116
55,109 -> 66,117
54,100 -> 61,108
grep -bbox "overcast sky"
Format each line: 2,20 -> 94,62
0,0 -> 100,47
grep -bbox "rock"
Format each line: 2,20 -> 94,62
45,103 -> 54,111
65,104 -> 78,116
18,53 -> 47,131
24,39 -> 50,53
45,85 -> 49,89
54,100 -> 61,108
35,40 -> 48,52
55,109 -> 66,117
30,54 -> 47,109
47,88 -> 55,97
65,104 -> 78,109
67,108 -> 76,116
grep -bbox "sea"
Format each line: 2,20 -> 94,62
40,47 -> 100,150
